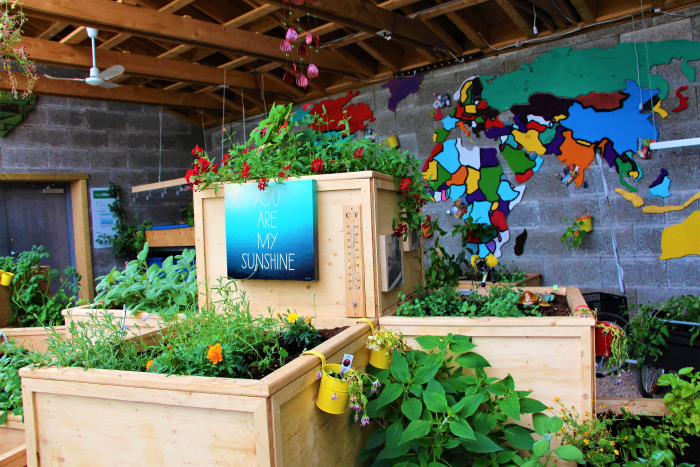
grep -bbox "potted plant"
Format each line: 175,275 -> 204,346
561,217 -> 589,249
20,287 -> 378,466
187,103 -> 427,323
360,318 -> 407,369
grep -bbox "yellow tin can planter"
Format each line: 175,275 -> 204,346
305,350 -> 349,415
385,135 -> 399,149
577,214 -> 593,233
359,318 -> 393,369
0,271 -> 14,287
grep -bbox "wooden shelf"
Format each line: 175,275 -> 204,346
131,178 -> 187,193
145,226 -> 194,247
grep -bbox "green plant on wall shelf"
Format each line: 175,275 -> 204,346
96,182 -> 151,260
561,217 -> 587,249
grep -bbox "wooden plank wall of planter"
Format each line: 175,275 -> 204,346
596,397 -> 670,416
62,305 -> 171,338
193,172 -> 422,326
19,322 -> 374,467
1,326 -> 67,354
379,287 -> 595,432
0,415 -> 26,467
145,227 -> 195,247
457,273 -> 542,290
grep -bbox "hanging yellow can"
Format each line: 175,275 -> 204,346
577,214 -> 593,233
304,350 -> 349,414
1,271 -> 14,287
358,318 -> 393,369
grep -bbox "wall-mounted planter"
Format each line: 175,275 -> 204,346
577,214 -> 593,232
193,172 -> 422,327
379,287 -> 595,432
0,272 -> 14,287
20,322 -> 374,467
0,415 -> 26,467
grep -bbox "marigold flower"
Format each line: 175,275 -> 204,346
600,404 -> 606,409
287,312 -> 299,323
554,397 -> 560,402
599,449 -> 604,453
584,439 -> 589,445
305,317 -> 313,325
146,360 -> 155,371
485,253 -> 498,268
207,343 -> 223,365
614,450 -> 619,455
574,231 -> 580,236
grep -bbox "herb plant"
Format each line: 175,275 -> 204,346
366,326 -> 407,358
658,367 -> 700,437
360,333 -> 585,466
185,102 -> 429,239
0,245 -> 82,327
0,338 -> 48,423
278,310 -> 321,351
93,243 -> 197,319
96,182 -> 151,260
560,218 -> 587,249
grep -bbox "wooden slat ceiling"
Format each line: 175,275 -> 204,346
14,0 -> 700,128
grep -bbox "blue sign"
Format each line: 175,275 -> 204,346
225,180 -> 318,281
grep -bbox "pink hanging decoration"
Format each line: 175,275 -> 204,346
296,73 -> 308,88
307,63 -> 319,79
306,32 -> 313,45
315,34 -> 320,47
293,62 -> 297,76
299,44 -> 308,58
280,40 -> 292,52
291,0 -> 304,5
286,28 -> 298,42
283,70 -> 294,85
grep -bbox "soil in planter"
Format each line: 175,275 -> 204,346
249,326 -> 349,379
607,412 -> 700,464
531,293 -> 570,317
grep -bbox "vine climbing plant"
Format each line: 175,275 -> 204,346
0,0 -> 38,99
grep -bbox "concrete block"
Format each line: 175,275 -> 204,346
633,225 -> 665,257
46,108 -> 87,128
519,168 -> 572,199
142,105 -> 160,115
22,107 -> 47,127
108,132 -> 145,150
415,74 -> 458,107
621,18 -> 692,42
396,105 -> 432,136
0,127 -> 26,148
25,127 -> 70,148
66,98 -> 106,110
126,114 -> 160,132
520,228 -> 570,257
89,150 -> 126,169
572,225 -> 634,258
505,200 -> 540,228
348,90 -> 376,110
600,197 -> 665,226
107,169 -> 152,188
70,130 -> 108,149
1,148 -> 48,168
161,150 -> 193,169
38,96 -> 67,107
539,198 -> 600,227
543,258 -> 603,288
636,287 -> 697,306
86,171 -> 112,189
570,35 -> 620,51
127,150 -> 160,169
617,258 -> 668,288
396,133 -> 419,157
106,101 -> 141,112
661,191 -> 699,224
667,257 -> 700,288
162,112 -> 192,134
48,149 -> 89,169
87,110 -> 127,131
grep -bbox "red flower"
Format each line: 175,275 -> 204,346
421,216 -> 432,229
278,171 -> 286,177
393,223 -> 408,238
241,162 -> 251,179
191,144 -> 204,156
283,165 -> 291,170
303,103 -> 313,111
222,153 -> 231,166
354,148 -> 364,159
311,158 -> 325,174
399,178 -> 412,193
258,177 -> 268,191
242,148 -> 248,154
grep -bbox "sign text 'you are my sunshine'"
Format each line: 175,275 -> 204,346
225,179 -> 319,281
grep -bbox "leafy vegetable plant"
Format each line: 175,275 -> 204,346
615,409 -> 690,467
658,367 -> 700,437
360,333 -> 585,466
0,338 -> 48,423
560,218 -> 587,249
93,243 -> 197,320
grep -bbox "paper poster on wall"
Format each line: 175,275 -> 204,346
90,188 -> 117,250
225,180 -> 319,281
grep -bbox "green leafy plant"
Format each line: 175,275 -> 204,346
0,245 -> 82,327
93,242 -> 197,320
658,367 -> 700,437
0,338 -> 48,423
96,182 -> 151,259
423,239 -> 464,290
615,410 -> 690,467
278,310 -> 321,351
181,200 -> 195,226
360,333 -> 585,467
185,102 -> 429,239
0,0 -> 38,99
596,321 -> 630,382
561,218 -> 587,249
397,284 -> 464,317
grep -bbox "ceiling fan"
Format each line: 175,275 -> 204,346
45,28 -> 125,89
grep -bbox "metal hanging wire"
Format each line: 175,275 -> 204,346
158,107 -> 163,182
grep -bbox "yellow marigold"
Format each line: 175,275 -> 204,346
584,439 -> 589,445
624,406 -> 630,411
614,450 -> 619,456
624,436 -> 628,440
547,407 -> 553,411
554,397 -> 561,402
305,316 -> 313,325
287,312 -> 299,323
585,432 -> 589,437
470,254 -> 480,271
207,343 -> 223,365
146,360 -> 155,371
585,411 -> 590,417
485,253 -> 498,268
599,449 -> 603,453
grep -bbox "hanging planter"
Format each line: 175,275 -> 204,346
359,318 -> 406,369
577,213 -> 593,232
385,135 -> 399,149
0,271 -> 14,287
304,350 -> 350,414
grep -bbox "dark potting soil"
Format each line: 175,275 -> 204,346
249,326 -> 349,379
607,413 -> 700,464
533,293 -> 571,317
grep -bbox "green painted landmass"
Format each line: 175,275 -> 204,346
480,166 -> 504,202
501,145 -> 536,174
434,128 -> 451,143
482,40 -> 700,111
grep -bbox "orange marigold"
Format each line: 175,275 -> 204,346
207,343 -> 223,365
146,360 -> 155,371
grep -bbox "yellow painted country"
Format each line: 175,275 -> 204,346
615,188 -> 645,208
576,139 -> 592,147
660,211 -> 700,259
423,160 -> 438,182
629,171 -> 639,179
653,100 -> 669,118
643,191 -> 700,213
466,168 -> 481,194
491,201 -> 499,210
512,129 -> 547,154
464,104 -> 477,113
553,114 -> 567,121
460,80 -> 472,103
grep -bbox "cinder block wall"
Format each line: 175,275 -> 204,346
0,65 -> 202,281
213,6 -> 700,305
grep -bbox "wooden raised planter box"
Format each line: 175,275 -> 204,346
19,322 -> 374,467
62,305 -> 171,339
145,226 -> 195,248
0,415 -> 26,467
193,171 -> 422,327
1,326 -> 67,354
379,287 -> 595,431
457,273 -> 542,290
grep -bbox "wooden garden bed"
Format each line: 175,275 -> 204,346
19,321 -> 374,466
379,286 -> 595,431
0,415 -> 26,467
1,326 -> 67,354
457,272 -> 542,290
193,171 -> 422,327
596,397 -> 670,416
62,305 -> 171,339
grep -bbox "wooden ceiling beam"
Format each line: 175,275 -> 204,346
510,0 -> 557,32
35,21 -> 68,40
23,36 -> 291,94
224,4 -> 279,28
332,48 -> 375,79
257,0 -> 450,52
357,40 -> 402,73
433,0 -> 488,50
552,0 -> 581,24
569,0 -> 595,23
21,0 -> 355,75
527,0 -> 568,29
494,0 -> 537,38
60,26 -> 89,45
410,0 -> 490,21
0,70 -> 226,109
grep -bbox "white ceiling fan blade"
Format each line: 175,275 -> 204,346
97,80 -> 121,89
44,75 -> 85,82
97,65 -> 125,81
